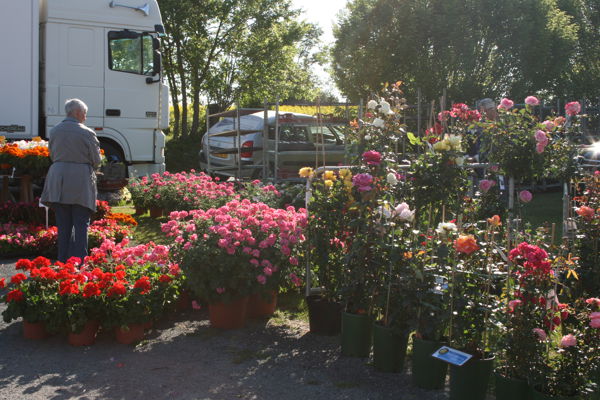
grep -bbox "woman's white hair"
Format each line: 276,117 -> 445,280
64,98 -> 88,116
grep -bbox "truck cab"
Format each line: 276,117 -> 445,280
0,0 -> 169,176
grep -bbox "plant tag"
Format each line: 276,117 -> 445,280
431,346 -> 473,366
498,175 -> 505,190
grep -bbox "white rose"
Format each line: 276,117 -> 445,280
377,204 -> 393,219
364,134 -> 372,140
373,118 -> 385,128
447,134 -> 462,151
386,172 -> 398,185
435,222 -> 457,235
380,100 -> 391,114
455,156 -> 465,166
367,99 -> 378,110
398,208 -> 415,222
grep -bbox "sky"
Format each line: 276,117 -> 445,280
290,0 -> 349,99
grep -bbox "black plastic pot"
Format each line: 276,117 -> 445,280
411,336 -> 448,390
306,295 -> 342,335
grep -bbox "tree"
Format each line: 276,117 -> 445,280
556,0 -> 600,100
331,0 -> 578,104
158,0 -> 322,138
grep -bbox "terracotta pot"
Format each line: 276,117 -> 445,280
149,206 -> 163,218
208,296 -> 248,329
177,290 -> 191,311
68,320 -> 100,347
23,320 -> 49,340
247,291 -> 277,318
134,206 -> 147,215
114,324 -> 145,344
142,320 -> 153,330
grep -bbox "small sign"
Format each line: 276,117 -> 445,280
432,346 -> 473,366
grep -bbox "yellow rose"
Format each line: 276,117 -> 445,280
324,179 -> 333,188
339,168 -> 351,178
32,136 -> 42,142
298,167 -> 314,178
323,170 -> 337,181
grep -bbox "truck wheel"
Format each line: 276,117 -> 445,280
100,141 -> 125,163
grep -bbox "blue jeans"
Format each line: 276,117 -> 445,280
53,204 -> 91,263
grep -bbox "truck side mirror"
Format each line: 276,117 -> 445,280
152,50 -> 161,76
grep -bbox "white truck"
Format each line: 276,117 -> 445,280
0,0 -> 169,176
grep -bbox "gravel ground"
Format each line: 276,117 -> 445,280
0,259 -> 460,400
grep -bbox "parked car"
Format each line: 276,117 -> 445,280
199,111 -> 347,179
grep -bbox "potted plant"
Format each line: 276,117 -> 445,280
447,231 -> 497,400
1,257 -> 63,339
301,167 -> 350,335
532,298 -> 600,399
166,199 -> 307,329
410,235 -> 452,390
495,241 -> 558,400
371,202 -> 416,372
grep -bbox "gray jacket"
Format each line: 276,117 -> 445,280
41,117 -> 102,212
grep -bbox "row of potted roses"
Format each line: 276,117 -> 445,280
1,240 -> 183,345
299,88 -> 597,400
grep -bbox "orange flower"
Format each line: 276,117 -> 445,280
487,215 -> 501,227
453,235 -> 480,255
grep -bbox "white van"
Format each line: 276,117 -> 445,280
199,111 -> 347,179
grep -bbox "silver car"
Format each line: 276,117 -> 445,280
199,111 -> 347,179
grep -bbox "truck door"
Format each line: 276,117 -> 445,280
104,29 -> 159,162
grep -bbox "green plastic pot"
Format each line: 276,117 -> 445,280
372,322 -> 408,373
449,354 -> 494,400
495,371 -> 529,400
411,336 -> 448,390
531,385 -> 580,400
340,311 -> 371,357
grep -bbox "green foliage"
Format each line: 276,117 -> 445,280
332,0 -> 579,102
158,0 -> 322,137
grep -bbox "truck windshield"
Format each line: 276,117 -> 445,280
108,32 -> 154,76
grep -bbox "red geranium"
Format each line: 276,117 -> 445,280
6,289 -> 24,302
15,259 -> 32,270
0,278 -> 4,289
159,274 -> 172,283
107,282 -> 127,297
133,276 -> 151,294
10,273 -> 27,285
59,280 -> 80,296
32,256 -> 51,268
82,282 -> 101,298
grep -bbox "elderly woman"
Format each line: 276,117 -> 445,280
41,98 -> 102,262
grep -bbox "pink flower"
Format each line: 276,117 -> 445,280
289,256 -> 298,266
519,190 -> 533,203
191,300 -> 202,310
525,96 -> 540,106
352,173 -> 374,192
532,328 -> 547,341
590,319 -> 600,329
508,299 -> 522,312
479,179 -> 496,193
542,120 -> 554,130
560,334 -> 577,348
585,298 -> 600,306
576,205 -> 595,221
590,312 -> 600,320
263,267 -> 273,276
216,287 -> 225,294
498,98 -> 514,110
535,130 -> 548,143
565,101 -> 581,116
362,150 -> 382,166
536,143 -> 546,154
256,275 -> 267,285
